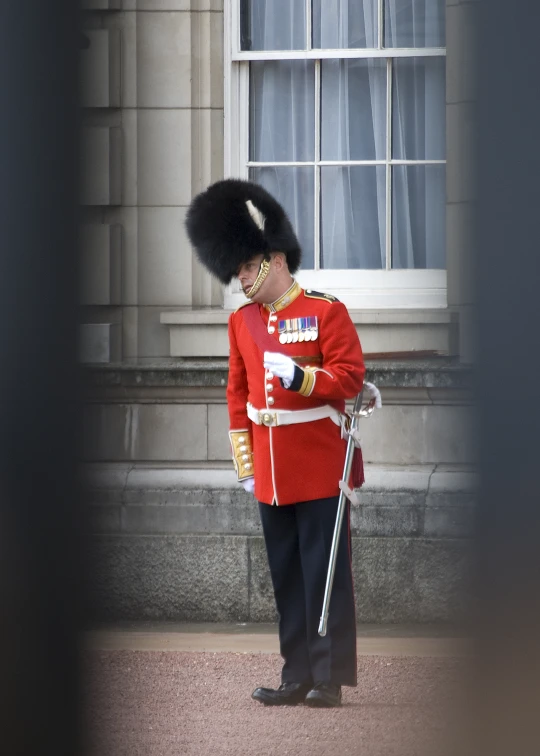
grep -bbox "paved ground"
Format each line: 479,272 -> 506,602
83,624 -> 470,756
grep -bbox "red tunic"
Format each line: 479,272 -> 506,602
227,281 -> 365,506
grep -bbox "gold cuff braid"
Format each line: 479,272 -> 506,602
298,369 -> 316,397
229,430 -> 254,481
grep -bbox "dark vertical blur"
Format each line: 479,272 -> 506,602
0,2 -> 82,755
474,1 -> 540,753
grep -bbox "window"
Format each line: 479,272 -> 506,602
225,0 -> 447,308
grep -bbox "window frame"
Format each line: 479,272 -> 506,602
224,0 -> 447,311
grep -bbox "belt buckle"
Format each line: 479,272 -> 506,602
259,410 -> 276,427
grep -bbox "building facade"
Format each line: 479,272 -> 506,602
81,0 -> 476,623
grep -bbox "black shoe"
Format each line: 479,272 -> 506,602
251,682 -> 312,706
305,682 -> 342,708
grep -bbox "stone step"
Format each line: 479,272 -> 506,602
85,464 -> 475,624
85,464 -> 477,539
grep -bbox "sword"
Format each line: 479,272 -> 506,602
318,386 -> 376,637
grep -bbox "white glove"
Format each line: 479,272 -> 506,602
363,381 -> 382,409
241,477 -> 255,494
263,351 -> 296,388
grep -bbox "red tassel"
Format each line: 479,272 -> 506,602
349,446 -> 365,489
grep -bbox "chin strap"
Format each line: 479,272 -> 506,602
246,257 -> 271,299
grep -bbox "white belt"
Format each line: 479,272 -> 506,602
247,402 -> 341,428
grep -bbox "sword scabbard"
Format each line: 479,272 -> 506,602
318,390 -> 364,637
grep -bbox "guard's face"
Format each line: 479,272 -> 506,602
237,254 -> 267,298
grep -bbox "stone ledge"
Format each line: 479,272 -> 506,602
160,308 -> 454,326
160,307 -> 456,357
84,464 -> 478,539
83,359 -> 472,390
85,463 -> 478,494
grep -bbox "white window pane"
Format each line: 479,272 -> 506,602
240,0 -> 306,51
250,167 -> 315,269
392,165 -> 445,269
321,167 -> 386,269
321,59 -> 386,161
384,0 -> 445,48
312,0 -> 378,49
392,57 -> 446,160
250,61 -> 315,163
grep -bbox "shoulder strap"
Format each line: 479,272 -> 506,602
240,302 -> 289,356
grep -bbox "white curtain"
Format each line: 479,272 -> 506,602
387,0 -> 446,268
243,0 -> 305,50
313,0 -> 377,49
250,58 -> 315,267
385,0 -> 445,48
246,0 -> 312,261
247,0 -> 446,270
320,57 -> 387,269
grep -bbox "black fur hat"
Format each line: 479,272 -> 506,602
185,178 -> 302,284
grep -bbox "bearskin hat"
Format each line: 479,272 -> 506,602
185,178 -> 302,284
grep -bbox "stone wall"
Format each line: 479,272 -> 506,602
84,362 -> 475,623
83,361 -> 474,466
86,466 -> 474,623
80,0 -> 225,364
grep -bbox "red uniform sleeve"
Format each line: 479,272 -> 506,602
287,302 -> 365,401
312,302 -> 365,399
226,313 -> 250,429
226,313 -> 255,481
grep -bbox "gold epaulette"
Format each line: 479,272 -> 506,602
229,430 -> 254,480
304,289 -> 339,303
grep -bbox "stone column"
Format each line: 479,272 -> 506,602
446,0 -> 478,363
190,1 -> 225,307
80,1 -> 224,362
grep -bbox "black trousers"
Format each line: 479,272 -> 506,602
258,496 -> 357,687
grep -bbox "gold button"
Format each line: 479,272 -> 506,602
238,436 -> 245,443
266,372 -> 274,380
268,326 -> 275,334
245,463 -> 252,470
267,397 -> 275,406
240,445 -> 247,452
269,315 -> 277,322
266,383 -> 273,392
242,454 -> 249,461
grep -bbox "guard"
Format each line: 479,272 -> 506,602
185,178 -> 366,708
